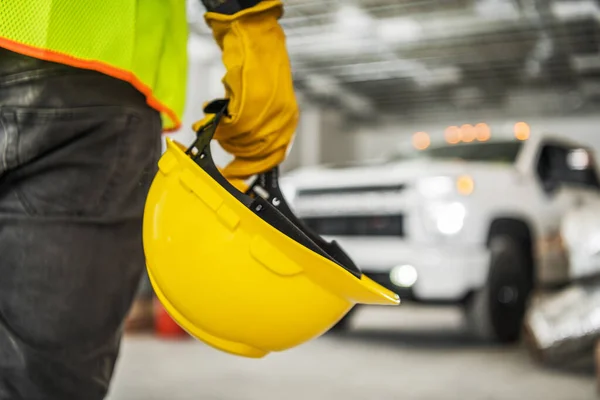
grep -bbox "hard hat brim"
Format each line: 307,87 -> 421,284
158,137 -> 402,306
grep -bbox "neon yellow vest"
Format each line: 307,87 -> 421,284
0,0 -> 188,131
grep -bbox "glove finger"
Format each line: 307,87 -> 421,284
191,114 -> 215,132
215,105 -> 298,159
220,149 -> 287,181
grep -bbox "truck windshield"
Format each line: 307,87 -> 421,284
389,141 -> 524,164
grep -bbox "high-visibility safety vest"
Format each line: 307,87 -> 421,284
0,1 -> 189,132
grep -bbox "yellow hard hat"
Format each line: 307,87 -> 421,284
142,100 -> 399,358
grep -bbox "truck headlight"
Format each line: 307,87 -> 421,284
390,264 -> 418,287
423,201 -> 466,235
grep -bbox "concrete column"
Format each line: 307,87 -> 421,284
319,109 -> 355,165
280,104 -> 322,173
281,105 -> 359,172
298,106 -> 323,167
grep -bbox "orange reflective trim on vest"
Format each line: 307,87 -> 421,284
0,36 -> 181,133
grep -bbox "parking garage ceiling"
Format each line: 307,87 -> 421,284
189,0 -> 600,120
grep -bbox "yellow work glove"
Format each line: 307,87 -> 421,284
193,0 -> 299,189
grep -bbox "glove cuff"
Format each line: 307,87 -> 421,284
204,0 -> 283,23
202,0 -> 264,15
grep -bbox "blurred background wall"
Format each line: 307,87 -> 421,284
166,0 -> 600,169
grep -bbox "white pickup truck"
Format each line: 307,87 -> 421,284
279,134 -> 600,343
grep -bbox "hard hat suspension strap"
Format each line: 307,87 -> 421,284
184,99 -> 362,279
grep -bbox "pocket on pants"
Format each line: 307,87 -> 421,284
0,105 -> 160,218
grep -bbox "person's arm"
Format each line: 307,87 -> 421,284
193,0 -> 299,191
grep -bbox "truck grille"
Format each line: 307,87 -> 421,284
298,184 -> 405,197
302,214 -> 404,237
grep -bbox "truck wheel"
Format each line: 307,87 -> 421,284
465,235 -> 532,343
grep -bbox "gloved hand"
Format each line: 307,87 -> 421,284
193,0 -> 299,191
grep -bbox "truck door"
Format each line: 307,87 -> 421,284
537,143 -> 600,206
534,142 -> 600,285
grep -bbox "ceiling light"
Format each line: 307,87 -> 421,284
475,0 -> 519,20
552,0 -> 600,20
335,5 -> 373,37
377,17 -> 422,44
304,74 -> 341,97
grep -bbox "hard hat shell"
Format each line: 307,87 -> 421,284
143,101 -> 399,358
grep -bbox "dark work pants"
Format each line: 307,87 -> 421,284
0,48 -> 162,399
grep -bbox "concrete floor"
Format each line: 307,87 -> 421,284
106,306 -> 597,400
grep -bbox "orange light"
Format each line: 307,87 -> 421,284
456,175 -> 475,195
461,124 -> 476,143
475,123 -> 491,142
514,122 -> 530,141
444,126 -> 461,144
412,131 -> 431,150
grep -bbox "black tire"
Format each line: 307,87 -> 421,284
465,234 -> 532,343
